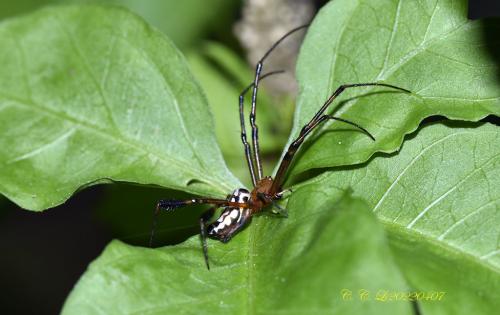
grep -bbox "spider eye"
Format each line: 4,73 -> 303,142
243,196 -> 249,202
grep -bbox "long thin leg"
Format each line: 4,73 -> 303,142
272,115 -> 374,193
149,204 -> 161,247
271,83 -> 410,194
311,83 -> 410,123
149,197 -> 236,248
256,192 -> 288,217
239,71 -> 285,187
199,207 -> 216,270
250,25 -> 309,180
157,198 -> 231,209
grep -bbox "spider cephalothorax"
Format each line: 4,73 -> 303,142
150,25 -> 410,269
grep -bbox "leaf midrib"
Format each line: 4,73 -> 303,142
52,14 -> 234,192
98,24 -> 216,179
1,93 -> 231,194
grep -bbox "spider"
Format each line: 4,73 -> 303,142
150,25 -> 410,269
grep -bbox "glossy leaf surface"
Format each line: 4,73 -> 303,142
0,6 -> 240,210
284,0 -> 500,175
294,122 -> 500,314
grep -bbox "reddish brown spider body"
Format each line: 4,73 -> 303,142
251,176 -> 276,208
150,25 -> 411,269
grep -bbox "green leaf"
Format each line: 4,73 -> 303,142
0,6 -> 241,210
286,0 -> 500,175
294,122 -> 500,314
64,122 -> 500,314
0,0 -> 52,20
63,194 -> 413,315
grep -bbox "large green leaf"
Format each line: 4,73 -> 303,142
284,0 -> 500,176
63,122 -> 500,314
293,122 -> 500,314
63,194 -> 413,315
0,6 -> 240,210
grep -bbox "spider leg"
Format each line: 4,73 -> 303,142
275,188 -> 293,198
256,192 -> 288,217
249,25 -> 309,180
239,71 -> 285,187
149,198 -> 230,248
271,115 -> 374,193
199,207 -> 216,270
271,82 -> 410,194
311,83 -> 411,124
323,115 -> 375,141
271,202 -> 288,218
149,203 -> 161,247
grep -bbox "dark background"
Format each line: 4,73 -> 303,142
469,0 -> 500,19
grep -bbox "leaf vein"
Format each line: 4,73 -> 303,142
480,249 -> 500,260
7,127 -> 76,164
407,151 -> 500,228
437,197 -> 500,241
372,132 -> 465,213
375,0 -> 402,81
378,20 -> 470,80
53,15 -> 119,132
422,0 -> 439,43
1,93 -> 228,193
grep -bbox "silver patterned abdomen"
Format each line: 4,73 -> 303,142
207,188 -> 252,243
